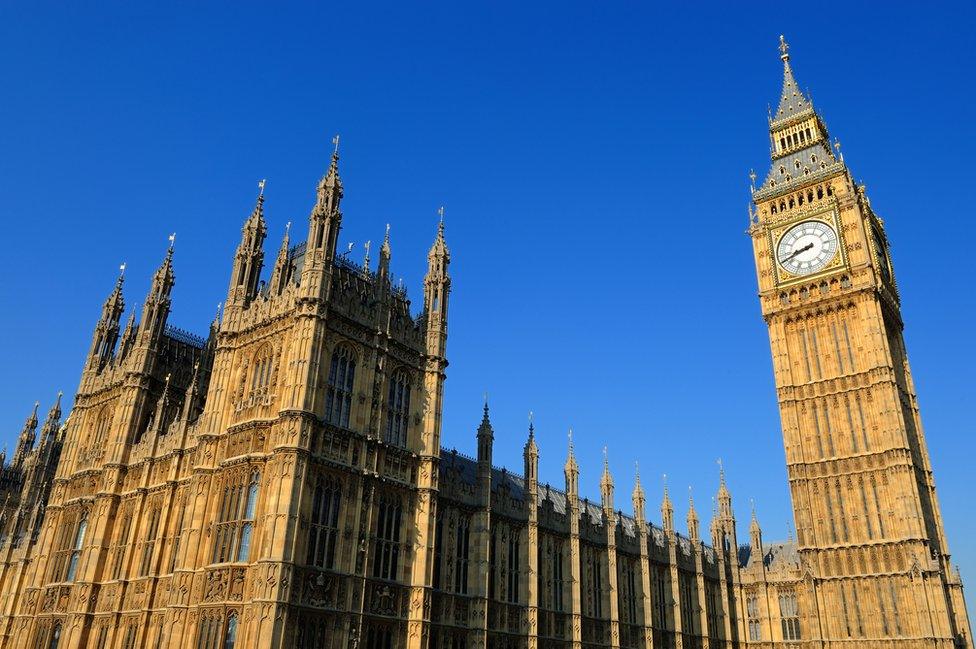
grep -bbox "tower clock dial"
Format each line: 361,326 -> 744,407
776,220 -> 838,276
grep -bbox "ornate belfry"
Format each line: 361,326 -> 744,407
748,36 -> 972,648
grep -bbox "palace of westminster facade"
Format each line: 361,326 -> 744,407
0,38 -> 970,649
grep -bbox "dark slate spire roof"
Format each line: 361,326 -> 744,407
773,35 -> 813,124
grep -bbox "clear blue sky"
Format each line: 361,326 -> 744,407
2,0 -> 973,609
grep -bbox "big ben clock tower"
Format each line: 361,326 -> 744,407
749,37 -> 972,648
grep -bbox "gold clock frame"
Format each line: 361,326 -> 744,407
769,207 -> 847,286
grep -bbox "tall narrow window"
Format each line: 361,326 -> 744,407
550,540 -> 564,612
432,514 -> 444,590
454,516 -> 470,594
373,496 -> 402,580
197,614 -> 220,649
248,345 -> 275,402
586,547 -> 602,617
111,512 -> 133,579
140,507 -> 161,576
213,471 -> 260,564
48,623 -> 62,649
169,498 -> 186,573
747,596 -> 761,641
307,476 -> 341,569
625,561 -> 638,624
779,592 -> 801,640
506,529 -> 521,603
325,347 -> 355,428
224,614 -> 238,649
64,515 -> 87,581
385,370 -> 411,447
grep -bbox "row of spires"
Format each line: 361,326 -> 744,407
4,393 -> 63,470
87,135 -> 450,375
476,401 -> 769,551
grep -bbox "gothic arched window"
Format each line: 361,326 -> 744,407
248,345 -> 275,401
373,495 -> 402,581
212,470 -> 260,564
224,614 -> 238,649
48,623 -> 62,649
779,592 -> 801,640
385,370 -> 411,447
65,515 -> 87,581
307,475 -> 342,569
325,346 -> 356,428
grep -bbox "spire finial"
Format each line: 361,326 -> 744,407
635,460 -> 640,482
119,262 -> 127,278
750,498 -> 757,520
332,134 -> 340,156
385,223 -> 391,245
779,34 -> 790,62
167,232 -> 176,252
438,205 -> 445,224
662,473 -> 669,497
748,169 -> 757,194
528,411 -> 534,438
717,457 -> 726,484
568,428 -> 574,455
363,240 -> 371,269
258,178 -> 266,197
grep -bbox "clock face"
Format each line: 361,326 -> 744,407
776,220 -> 838,276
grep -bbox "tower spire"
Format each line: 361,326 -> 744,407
772,35 -> 811,122
661,474 -> 674,532
687,486 -> 700,541
600,446 -> 614,512
227,182 -> 268,308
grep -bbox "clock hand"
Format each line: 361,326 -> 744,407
780,242 -> 814,263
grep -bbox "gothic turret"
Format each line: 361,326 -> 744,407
38,392 -> 62,444
87,266 -> 126,369
661,477 -> 674,533
301,138 -> 343,297
631,463 -> 646,523
600,447 -> 614,513
424,213 -> 450,358
139,241 -> 175,346
687,488 -> 700,542
268,222 -> 292,295
523,414 -> 538,487
12,402 -> 39,468
564,430 -> 579,499
476,400 -> 493,501
377,224 -> 392,285
749,503 -> 763,554
226,184 -> 268,308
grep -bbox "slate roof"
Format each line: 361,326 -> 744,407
773,60 -> 813,126
739,540 -> 800,571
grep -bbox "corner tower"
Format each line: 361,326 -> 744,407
749,37 -> 971,648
